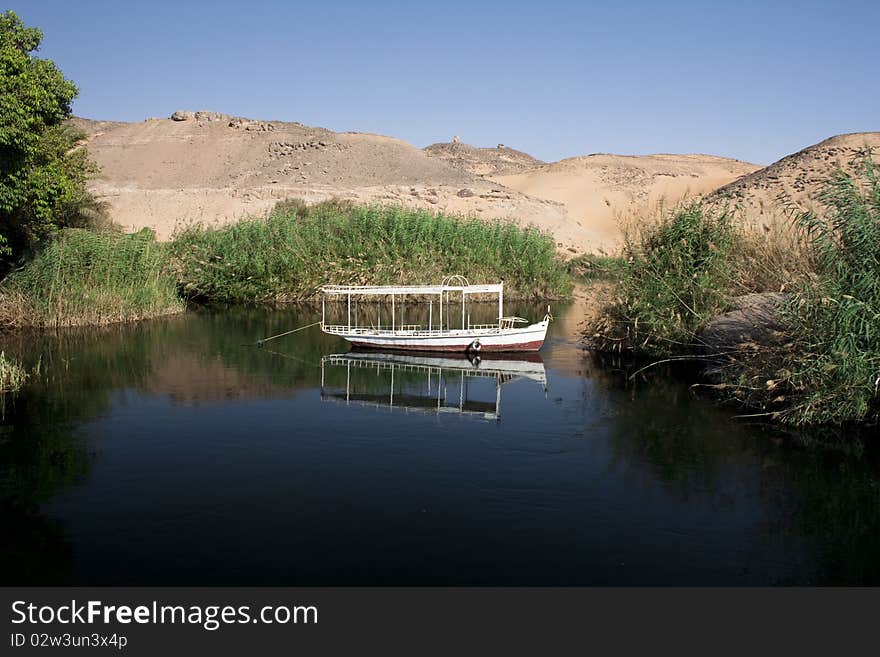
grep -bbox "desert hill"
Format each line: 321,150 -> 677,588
72,111 -> 873,255
708,132 -> 880,226
73,112 -> 573,246
489,153 -> 760,250
423,140 -> 544,176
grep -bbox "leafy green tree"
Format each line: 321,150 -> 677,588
0,10 -> 97,267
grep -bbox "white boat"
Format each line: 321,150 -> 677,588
320,276 -> 550,353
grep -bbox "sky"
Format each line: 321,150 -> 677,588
7,0 -> 879,165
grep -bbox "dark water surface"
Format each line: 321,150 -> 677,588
2,302 -> 878,585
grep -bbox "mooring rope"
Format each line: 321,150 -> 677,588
250,321 -> 322,346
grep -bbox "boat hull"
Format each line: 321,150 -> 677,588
350,338 -> 545,353
333,321 -> 549,353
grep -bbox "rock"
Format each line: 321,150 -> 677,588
173,110 -> 230,123
457,188 -> 475,197
452,135 -> 461,144
228,117 -> 274,131
698,293 -> 790,351
194,111 -> 228,122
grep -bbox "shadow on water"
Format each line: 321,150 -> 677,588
1,300 -> 877,585
583,354 -> 880,585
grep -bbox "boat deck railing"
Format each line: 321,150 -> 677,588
321,324 -> 505,337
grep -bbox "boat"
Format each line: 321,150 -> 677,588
320,351 -> 548,421
319,276 -> 550,353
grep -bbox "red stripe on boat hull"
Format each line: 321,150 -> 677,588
349,339 -> 545,353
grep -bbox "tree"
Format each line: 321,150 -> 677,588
0,10 -> 97,268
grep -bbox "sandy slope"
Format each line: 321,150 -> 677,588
490,154 -> 760,252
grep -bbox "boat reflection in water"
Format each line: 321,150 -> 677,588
320,351 -> 547,421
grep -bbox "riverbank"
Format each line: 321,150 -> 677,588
0,201 -> 572,328
585,156 -> 880,430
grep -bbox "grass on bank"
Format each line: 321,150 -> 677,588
0,228 -> 184,328
589,154 -> 880,428
172,201 -> 572,303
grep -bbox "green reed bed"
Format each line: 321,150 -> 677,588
771,156 -> 880,426
590,202 -> 737,355
589,155 -> 880,428
172,202 -> 572,303
0,228 -> 184,328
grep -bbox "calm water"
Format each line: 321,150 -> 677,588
2,302 -> 878,585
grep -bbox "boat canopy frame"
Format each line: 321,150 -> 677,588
320,276 -> 511,337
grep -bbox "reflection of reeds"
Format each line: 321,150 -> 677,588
0,351 -> 28,392
171,201 -> 572,304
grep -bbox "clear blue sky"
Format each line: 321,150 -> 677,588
8,0 -> 879,164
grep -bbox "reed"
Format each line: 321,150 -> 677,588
566,253 -> 626,280
171,201 -> 572,303
589,154 -> 880,428
0,228 -> 184,328
771,155 -> 880,425
590,202 -> 737,355
728,216 -> 816,295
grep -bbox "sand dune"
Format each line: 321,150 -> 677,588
489,154 -> 760,251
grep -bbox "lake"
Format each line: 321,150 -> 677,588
2,300 -> 878,585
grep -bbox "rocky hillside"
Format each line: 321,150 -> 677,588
71,110 -> 874,254
73,112 -> 573,247
708,132 -> 880,226
423,139 -> 544,176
